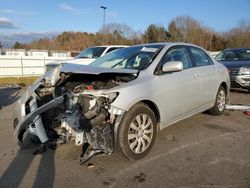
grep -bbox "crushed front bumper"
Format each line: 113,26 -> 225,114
12,77 -> 64,144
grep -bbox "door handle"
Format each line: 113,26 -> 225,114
194,74 -> 199,80
193,74 -> 199,80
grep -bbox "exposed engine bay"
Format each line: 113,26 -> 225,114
19,71 -> 137,164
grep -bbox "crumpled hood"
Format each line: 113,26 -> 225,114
60,63 -> 139,75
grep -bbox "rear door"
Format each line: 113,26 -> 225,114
189,47 -> 220,106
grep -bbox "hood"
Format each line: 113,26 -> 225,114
65,58 -> 96,65
60,63 -> 139,75
45,59 -> 74,66
219,60 -> 250,69
44,63 -> 138,87
45,58 -> 95,66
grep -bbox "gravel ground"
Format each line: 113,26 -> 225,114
0,88 -> 250,188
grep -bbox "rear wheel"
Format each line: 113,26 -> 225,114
117,103 -> 157,161
209,86 -> 226,115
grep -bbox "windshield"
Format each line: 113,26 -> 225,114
90,45 -> 164,70
75,47 -> 106,59
216,49 -> 250,61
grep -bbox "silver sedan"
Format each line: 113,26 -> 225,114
13,42 -> 230,163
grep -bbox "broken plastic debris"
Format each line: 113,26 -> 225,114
166,135 -> 175,141
87,163 -> 95,169
244,111 -> 250,116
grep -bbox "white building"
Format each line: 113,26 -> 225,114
26,50 -> 48,57
49,50 -> 71,57
2,49 -> 26,56
0,49 -> 72,58
0,49 -> 73,77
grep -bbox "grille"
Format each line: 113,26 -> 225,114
229,68 -> 239,75
231,81 -> 241,88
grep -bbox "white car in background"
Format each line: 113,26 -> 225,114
45,45 -> 128,71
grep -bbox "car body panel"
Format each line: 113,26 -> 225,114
221,60 -> 250,68
154,69 -> 201,124
195,65 -> 221,105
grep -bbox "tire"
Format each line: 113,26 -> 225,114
208,86 -> 227,115
117,103 -> 157,161
18,130 -> 40,150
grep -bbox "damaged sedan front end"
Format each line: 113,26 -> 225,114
13,43 -> 230,164
13,63 -> 138,163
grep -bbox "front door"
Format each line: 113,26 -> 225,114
153,46 -> 201,125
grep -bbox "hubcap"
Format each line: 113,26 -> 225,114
128,114 -> 154,154
217,90 -> 226,111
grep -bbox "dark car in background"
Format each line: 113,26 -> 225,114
216,48 -> 250,92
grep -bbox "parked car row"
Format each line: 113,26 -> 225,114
13,42 -> 230,164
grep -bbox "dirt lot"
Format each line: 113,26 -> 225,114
0,88 -> 250,188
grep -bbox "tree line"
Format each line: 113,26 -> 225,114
12,16 -> 250,52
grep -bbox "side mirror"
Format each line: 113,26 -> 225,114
162,61 -> 183,73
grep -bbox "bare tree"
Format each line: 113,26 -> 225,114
168,16 -> 215,50
223,20 -> 250,48
101,23 -> 136,39
17,17 -> 250,51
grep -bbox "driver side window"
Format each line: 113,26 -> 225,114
161,47 -> 193,69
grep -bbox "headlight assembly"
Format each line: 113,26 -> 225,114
238,67 -> 250,75
107,92 -> 119,102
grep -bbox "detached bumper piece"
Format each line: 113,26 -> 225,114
226,104 -> 250,116
13,96 -> 64,144
80,124 -> 113,165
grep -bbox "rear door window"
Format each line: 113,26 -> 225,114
190,47 -> 214,67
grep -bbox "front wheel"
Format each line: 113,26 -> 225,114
117,103 -> 157,161
208,86 -> 226,115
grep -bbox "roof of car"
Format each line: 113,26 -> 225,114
90,45 -> 129,48
88,43 -> 202,49
223,48 -> 250,51
133,42 -> 203,48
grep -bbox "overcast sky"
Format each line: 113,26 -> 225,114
0,0 -> 250,46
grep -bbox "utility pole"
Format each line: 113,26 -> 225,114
100,6 -> 107,44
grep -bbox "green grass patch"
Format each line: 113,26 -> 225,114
0,76 -> 39,87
